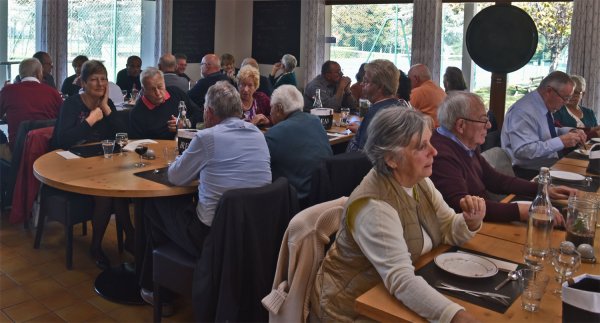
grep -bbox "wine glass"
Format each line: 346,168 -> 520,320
115,133 -> 128,156
134,144 -> 148,167
550,243 -> 581,294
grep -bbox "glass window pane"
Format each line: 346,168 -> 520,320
67,0 -> 141,82
330,4 -> 413,84
6,0 -> 36,81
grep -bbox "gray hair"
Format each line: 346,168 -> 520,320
270,85 -> 303,114
364,59 -> 400,96
365,108 -> 432,176
538,71 -> 574,91
139,67 -> 164,89
438,91 -> 484,130
158,54 -> 177,71
281,54 -> 297,72
19,58 -> 42,79
570,75 -> 586,92
205,81 -> 243,119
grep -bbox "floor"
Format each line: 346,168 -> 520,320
0,210 -> 194,322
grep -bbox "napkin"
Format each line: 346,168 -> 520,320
56,150 -> 81,159
457,250 -> 519,272
123,139 -> 158,152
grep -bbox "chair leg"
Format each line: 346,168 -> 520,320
153,283 -> 162,323
116,216 -> 124,253
33,206 -> 47,249
66,224 -> 74,270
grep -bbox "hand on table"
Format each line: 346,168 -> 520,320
251,114 -> 270,126
460,195 -> 486,231
548,185 -> 577,200
517,202 -> 565,227
559,130 -> 586,148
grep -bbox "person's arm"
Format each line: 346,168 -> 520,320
53,99 -> 95,149
507,110 -> 564,160
187,81 -> 205,108
167,129 -> 210,185
320,77 -> 352,110
351,199 -> 466,323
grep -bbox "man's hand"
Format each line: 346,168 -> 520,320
559,129 -> 586,148
460,195 -> 486,231
338,76 -> 351,90
548,185 -> 577,200
167,115 -> 177,132
251,114 -> 269,126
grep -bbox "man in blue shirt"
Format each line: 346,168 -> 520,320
140,81 -> 271,311
501,71 -> 586,179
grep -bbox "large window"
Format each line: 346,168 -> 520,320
5,0 -> 36,82
68,0 -> 142,82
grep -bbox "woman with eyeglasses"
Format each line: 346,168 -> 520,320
553,75 -> 599,138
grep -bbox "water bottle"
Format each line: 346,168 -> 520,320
313,89 -> 323,109
524,167 -> 554,270
176,101 -> 191,130
131,84 -> 139,102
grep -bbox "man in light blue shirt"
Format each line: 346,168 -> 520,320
501,71 -> 586,179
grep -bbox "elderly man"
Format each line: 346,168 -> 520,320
175,53 -> 191,81
140,80 -> 271,309
14,51 -> 56,88
408,63 -> 446,126
158,53 -> 189,92
129,67 -> 200,140
501,71 -> 587,179
303,60 -> 357,112
266,85 -> 332,202
241,57 -> 272,97
0,58 -> 62,160
61,55 -> 89,96
431,91 -> 575,223
188,54 -> 230,108
116,55 -> 142,95
347,59 -> 404,152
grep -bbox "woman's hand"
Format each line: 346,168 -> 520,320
450,310 -> 480,323
85,107 -> 104,126
459,195 -> 485,231
251,114 -> 270,126
549,185 -> 577,200
271,62 -> 283,76
99,86 -> 112,116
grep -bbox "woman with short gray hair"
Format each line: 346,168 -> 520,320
269,54 -> 297,89
312,107 -> 485,322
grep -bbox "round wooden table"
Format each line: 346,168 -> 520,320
34,140 -> 197,305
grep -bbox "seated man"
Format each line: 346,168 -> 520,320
266,85 -> 332,202
158,53 -> 189,92
188,54 -> 230,108
13,51 -> 56,88
303,60 -> 357,112
0,58 -> 62,161
501,71 -> 587,179
140,81 -> 272,308
175,53 -> 191,81
408,63 -> 446,126
116,55 -> 142,95
61,55 -> 88,96
431,91 -> 575,223
129,67 -> 201,139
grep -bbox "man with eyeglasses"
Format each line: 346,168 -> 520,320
13,51 -> 56,89
303,60 -> 357,112
501,71 -> 587,180
188,54 -> 230,109
431,92 -> 574,224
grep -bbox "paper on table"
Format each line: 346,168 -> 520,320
123,139 -> 158,152
56,150 -> 81,159
457,250 -> 519,272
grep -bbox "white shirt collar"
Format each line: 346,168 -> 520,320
21,76 -> 40,83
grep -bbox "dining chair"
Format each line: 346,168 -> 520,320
152,177 -> 298,322
481,147 -> 515,201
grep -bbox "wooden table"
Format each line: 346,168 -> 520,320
33,140 -> 197,304
355,155 -> 600,322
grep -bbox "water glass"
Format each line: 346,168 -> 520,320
163,146 -> 177,166
518,268 -> 549,312
101,140 -> 115,158
115,133 -> 128,156
340,108 -> 350,126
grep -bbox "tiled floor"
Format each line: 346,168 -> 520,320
0,210 -> 194,322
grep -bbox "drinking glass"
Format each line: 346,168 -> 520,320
518,268 -> 549,312
163,146 -> 177,166
340,108 -> 350,126
121,90 -> 128,102
115,133 -> 128,156
550,245 -> 581,294
101,140 -> 115,159
134,144 -> 148,167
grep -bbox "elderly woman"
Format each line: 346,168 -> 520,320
312,107 -> 485,323
269,54 -> 297,89
237,65 -> 271,126
553,75 -> 599,138
51,60 -> 133,269
220,53 -> 238,83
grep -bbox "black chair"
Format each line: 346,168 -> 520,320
152,178 -> 298,322
306,151 -> 372,207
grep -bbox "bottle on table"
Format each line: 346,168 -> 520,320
131,84 -> 139,102
313,88 -> 323,109
524,167 -> 554,270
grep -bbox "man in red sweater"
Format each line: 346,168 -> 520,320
430,91 -> 575,223
0,58 -> 62,161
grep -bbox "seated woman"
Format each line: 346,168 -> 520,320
51,60 -> 134,269
269,54 -> 297,89
237,65 -> 271,127
553,75 -> 599,139
443,66 -> 467,93
312,107 -> 485,322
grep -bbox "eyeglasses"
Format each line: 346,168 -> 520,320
461,117 -> 490,125
549,86 -> 572,102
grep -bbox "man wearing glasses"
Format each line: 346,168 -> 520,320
13,51 -> 56,89
303,60 -> 357,112
501,71 -> 587,179
431,92 -> 574,224
188,54 -> 230,108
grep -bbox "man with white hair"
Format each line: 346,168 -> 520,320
158,53 -> 189,92
408,63 -> 446,126
266,85 -> 332,202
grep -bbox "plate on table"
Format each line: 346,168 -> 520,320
575,149 -> 589,156
591,138 -> 600,143
434,252 -> 498,278
550,170 -> 585,182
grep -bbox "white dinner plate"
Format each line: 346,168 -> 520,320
550,170 -> 586,182
575,149 -> 589,156
591,138 -> 600,143
434,252 -> 498,278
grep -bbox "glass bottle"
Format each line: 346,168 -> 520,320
131,83 -> 139,102
176,101 -> 191,130
524,167 -> 554,270
312,89 -> 323,109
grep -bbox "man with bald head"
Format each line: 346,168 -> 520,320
188,54 -> 230,108
241,57 -> 272,97
158,53 -> 189,92
408,63 -> 446,126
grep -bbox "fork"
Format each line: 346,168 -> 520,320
436,282 -> 510,305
